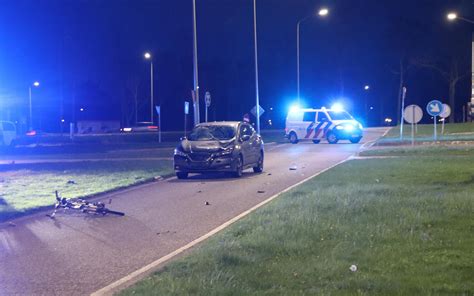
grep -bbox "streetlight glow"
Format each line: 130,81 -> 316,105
318,8 -> 329,16
144,52 -> 151,59
447,12 -> 457,21
364,85 -> 370,90
33,81 -> 40,87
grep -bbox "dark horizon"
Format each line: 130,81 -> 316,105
0,0 -> 472,132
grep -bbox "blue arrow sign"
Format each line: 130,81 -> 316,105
426,100 -> 443,117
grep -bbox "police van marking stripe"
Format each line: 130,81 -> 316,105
313,122 -> 327,139
304,122 -> 315,138
304,121 -> 334,140
304,121 -> 324,139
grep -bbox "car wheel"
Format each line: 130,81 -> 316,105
326,132 -> 338,144
253,152 -> 264,173
289,132 -> 298,144
233,156 -> 243,178
176,172 -> 188,179
312,139 -> 320,144
350,137 -> 362,144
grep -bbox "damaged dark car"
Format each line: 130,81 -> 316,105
173,121 -> 264,179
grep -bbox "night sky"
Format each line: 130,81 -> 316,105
0,0 -> 472,131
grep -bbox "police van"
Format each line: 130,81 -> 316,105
0,121 -> 17,147
285,107 -> 363,144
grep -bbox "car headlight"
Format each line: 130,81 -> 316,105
174,148 -> 188,157
215,147 -> 233,157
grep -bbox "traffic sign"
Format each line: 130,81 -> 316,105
184,101 -> 189,115
205,91 -> 211,107
250,105 -> 265,118
426,100 -> 444,117
404,105 -> 422,124
440,104 -> 451,118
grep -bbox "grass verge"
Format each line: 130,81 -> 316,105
378,123 -> 474,144
121,149 -> 474,295
0,160 -> 173,222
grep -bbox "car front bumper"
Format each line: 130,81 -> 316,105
174,155 -> 235,173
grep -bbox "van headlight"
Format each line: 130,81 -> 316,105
336,125 -> 355,131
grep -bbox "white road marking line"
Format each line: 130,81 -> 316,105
91,157 -> 351,296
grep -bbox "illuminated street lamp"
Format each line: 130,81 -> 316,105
447,12 -> 457,21
364,85 -> 370,90
28,81 -> 40,130
296,7 -> 329,102
144,51 -> 154,124
446,12 -> 474,24
318,8 -> 329,16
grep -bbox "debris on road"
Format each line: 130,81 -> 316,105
350,265 -> 358,272
108,198 -> 112,204
205,201 -> 210,205
154,176 -> 163,181
67,180 -> 76,184
289,165 -> 297,170
267,173 -> 272,176
257,190 -> 265,193
8,221 -> 16,227
197,190 -> 202,193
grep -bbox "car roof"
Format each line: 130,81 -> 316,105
196,121 -> 242,128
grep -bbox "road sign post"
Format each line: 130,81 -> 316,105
205,91 -> 211,122
426,100 -> 444,141
155,106 -> 161,143
440,104 -> 451,134
404,104 -> 423,146
400,87 -> 407,140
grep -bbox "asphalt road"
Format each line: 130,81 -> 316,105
0,128 -> 387,295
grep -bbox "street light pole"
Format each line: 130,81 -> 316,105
253,0 -> 260,134
296,8 -> 329,103
28,81 -> 39,131
447,12 -> 474,122
192,0 -> 200,125
150,60 -> 154,124
28,86 -> 32,131
144,52 -> 154,124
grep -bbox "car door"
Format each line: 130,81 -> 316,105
238,123 -> 254,165
301,111 -> 317,139
247,124 -> 261,163
1,122 -> 16,146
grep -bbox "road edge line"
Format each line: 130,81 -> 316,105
91,157 -> 351,296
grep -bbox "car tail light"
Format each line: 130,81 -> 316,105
148,126 -> 158,130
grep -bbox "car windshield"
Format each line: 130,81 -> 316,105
188,125 -> 236,141
327,111 -> 353,121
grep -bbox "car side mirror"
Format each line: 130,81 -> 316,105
241,134 -> 251,142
